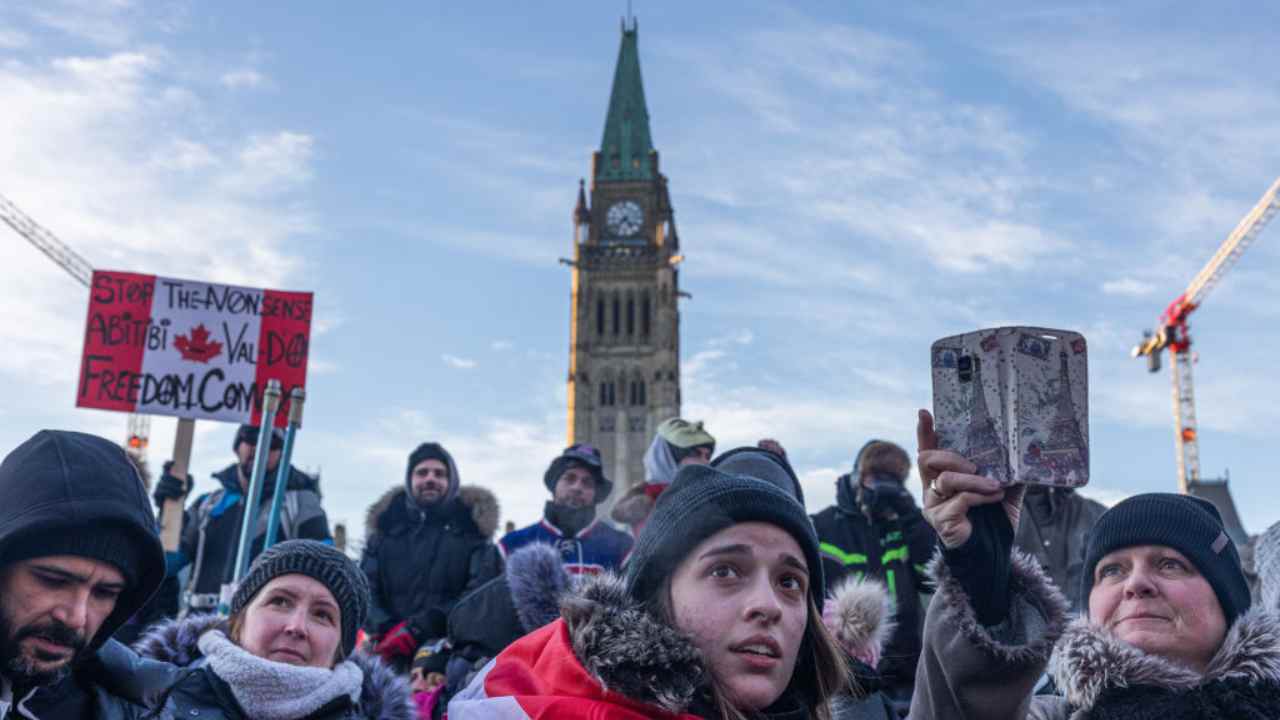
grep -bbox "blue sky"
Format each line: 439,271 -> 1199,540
2,2 -> 1278,548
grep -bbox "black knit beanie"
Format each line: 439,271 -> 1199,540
543,443 -> 612,504
624,464 -> 824,608
1081,493 -> 1250,623
231,540 -> 370,655
710,446 -> 806,507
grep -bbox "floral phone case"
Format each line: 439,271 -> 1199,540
930,327 -> 1089,487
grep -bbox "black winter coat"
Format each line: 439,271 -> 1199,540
811,474 -> 937,697
361,485 -> 502,639
446,543 -> 569,696
133,614 -> 415,720
23,640 -> 173,719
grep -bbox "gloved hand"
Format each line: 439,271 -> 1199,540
153,462 -> 192,508
858,475 -> 910,519
374,620 -> 418,662
887,483 -> 918,517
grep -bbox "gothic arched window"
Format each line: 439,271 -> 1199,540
596,296 -> 605,337
612,294 -> 621,336
626,294 -> 635,336
641,292 -> 651,337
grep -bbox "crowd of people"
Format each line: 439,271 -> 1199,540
1,408 -> 1278,719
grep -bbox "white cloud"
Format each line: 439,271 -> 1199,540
220,132 -> 314,196
662,21 -> 1067,281
0,46 -> 317,477
220,69 -> 266,89
709,329 -> 754,347
491,340 -> 513,351
1101,277 -> 1157,297
442,354 -> 477,370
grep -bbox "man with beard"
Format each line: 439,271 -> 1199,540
153,424 -> 331,616
0,430 -> 165,717
498,444 -> 632,574
361,443 -> 501,670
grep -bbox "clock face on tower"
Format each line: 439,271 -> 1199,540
605,200 -> 644,237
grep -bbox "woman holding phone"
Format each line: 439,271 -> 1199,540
909,409 -> 1280,719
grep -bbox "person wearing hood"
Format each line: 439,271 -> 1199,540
1013,484 -> 1108,614
134,539 -> 415,720
360,443 -> 501,669
610,419 -> 715,536
0,430 -> 166,718
153,424 -> 332,617
451,463 -> 876,719
810,440 -> 936,712
499,444 -> 632,575
910,409 -> 1280,719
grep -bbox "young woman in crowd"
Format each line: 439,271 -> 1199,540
910,409 -> 1280,719
450,461 -> 895,719
134,540 -> 414,720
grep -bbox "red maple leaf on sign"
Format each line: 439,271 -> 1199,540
174,324 -> 223,363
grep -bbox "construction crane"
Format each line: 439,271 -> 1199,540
1132,177 -> 1280,493
0,193 -> 152,458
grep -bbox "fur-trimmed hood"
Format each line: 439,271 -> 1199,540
364,484 -> 499,541
823,575 -> 895,669
508,542 -> 571,633
1050,608 -> 1280,713
559,573 -> 709,714
134,614 -> 415,720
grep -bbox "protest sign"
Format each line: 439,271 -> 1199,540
77,271 -> 312,426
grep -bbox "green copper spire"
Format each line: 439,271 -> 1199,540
597,19 -> 654,182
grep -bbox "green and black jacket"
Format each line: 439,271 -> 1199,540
810,474 -> 937,693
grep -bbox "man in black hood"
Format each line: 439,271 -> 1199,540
0,430 -> 165,717
152,423 -> 331,616
361,442 -> 501,670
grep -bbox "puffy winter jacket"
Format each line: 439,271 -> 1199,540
361,484 -> 502,639
19,639 -> 175,719
810,474 -> 936,695
446,543 -> 569,697
133,614 -> 415,720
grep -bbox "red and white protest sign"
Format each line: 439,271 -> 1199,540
77,271 -> 312,426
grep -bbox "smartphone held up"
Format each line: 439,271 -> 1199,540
930,327 -> 1089,488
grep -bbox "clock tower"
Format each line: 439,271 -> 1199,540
567,19 -> 682,514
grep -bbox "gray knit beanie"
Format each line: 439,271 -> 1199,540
231,540 -> 370,655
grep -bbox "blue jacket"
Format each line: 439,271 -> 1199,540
499,518 -> 632,575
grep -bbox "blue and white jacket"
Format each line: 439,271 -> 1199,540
498,517 -> 632,575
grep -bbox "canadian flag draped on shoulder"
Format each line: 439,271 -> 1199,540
448,619 -> 701,720
77,270 -> 311,425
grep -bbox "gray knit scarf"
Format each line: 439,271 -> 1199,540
198,630 -> 363,720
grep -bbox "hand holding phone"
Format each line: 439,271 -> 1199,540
930,327 -> 1089,487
